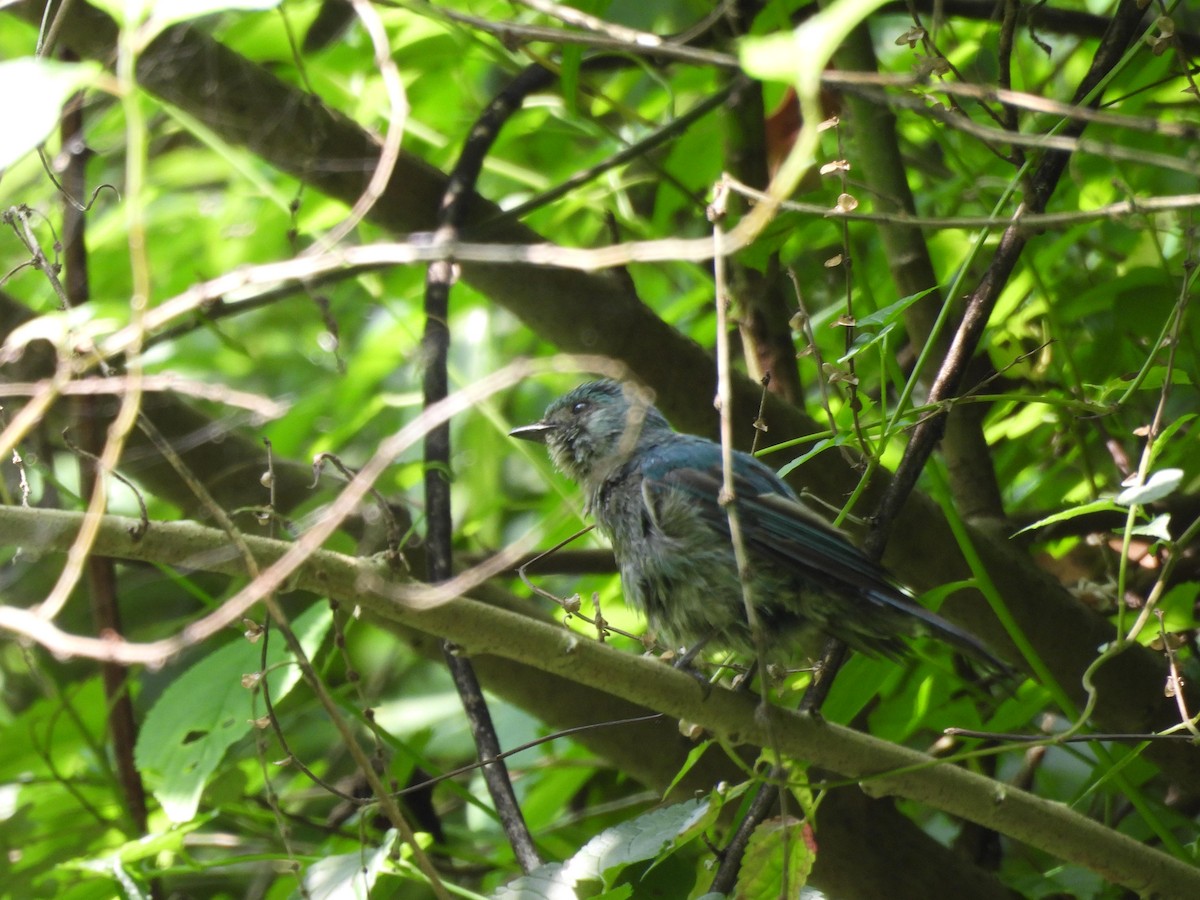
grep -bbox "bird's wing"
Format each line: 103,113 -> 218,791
639,437 -> 886,592
639,438 -> 1003,664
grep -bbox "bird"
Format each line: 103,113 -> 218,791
510,379 -> 1002,669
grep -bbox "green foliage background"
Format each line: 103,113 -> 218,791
0,0 -> 1198,898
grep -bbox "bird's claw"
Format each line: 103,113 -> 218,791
673,655 -> 714,699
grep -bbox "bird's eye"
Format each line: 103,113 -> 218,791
571,401 -> 588,414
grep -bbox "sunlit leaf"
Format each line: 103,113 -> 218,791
1116,468 -> 1184,506
1012,500 -> 1123,536
0,58 -> 103,170
304,829 -> 397,900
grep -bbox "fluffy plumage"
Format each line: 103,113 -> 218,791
512,380 -> 998,665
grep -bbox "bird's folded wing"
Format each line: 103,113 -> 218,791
639,439 -> 897,596
639,441 -> 1007,666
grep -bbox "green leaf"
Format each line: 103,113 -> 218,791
738,32 -> 800,84
134,604 -> 331,823
0,59 -> 103,170
776,438 -> 837,479
492,862 -> 570,899
662,739 -> 714,798
63,815 -> 210,868
838,321 -> 899,363
855,288 -> 938,328
837,289 -> 938,362
735,817 -> 817,899
1012,499 -> 1123,537
121,0 -> 282,35
739,0 -> 890,89
1116,468 -> 1184,506
1150,413 -> 1197,457
1159,582 -> 1200,633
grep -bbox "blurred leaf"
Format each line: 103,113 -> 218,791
1013,500 -> 1124,536
856,287 -> 938,328
0,58 -> 103,170
839,320 -> 898,363
493,799 -> 712,897
133,605 -> 331,823
1116,469 -> 1184,506
303,829 -> 397,900
145,0 -> 280,36
1128,514 -> 1172,542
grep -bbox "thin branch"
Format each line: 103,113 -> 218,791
423,61 -> 564,876
725,177 -> 1200,230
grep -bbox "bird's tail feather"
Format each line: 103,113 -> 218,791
865,587 -> 1013,674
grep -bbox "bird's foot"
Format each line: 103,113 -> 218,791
672,654 -> 714,699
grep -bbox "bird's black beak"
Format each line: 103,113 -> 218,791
509,422 -> 555,444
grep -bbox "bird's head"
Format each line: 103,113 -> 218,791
510,380 -> 670,485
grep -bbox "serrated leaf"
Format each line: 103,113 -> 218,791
1116,468 -> 1184,506
561,799 -> 710,884
0,59 -> 104,170
134,605 -> 331,823
735,817 -> 817,900
303,829 -> 397,900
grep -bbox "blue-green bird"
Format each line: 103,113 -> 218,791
511,380 -> 1000,667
